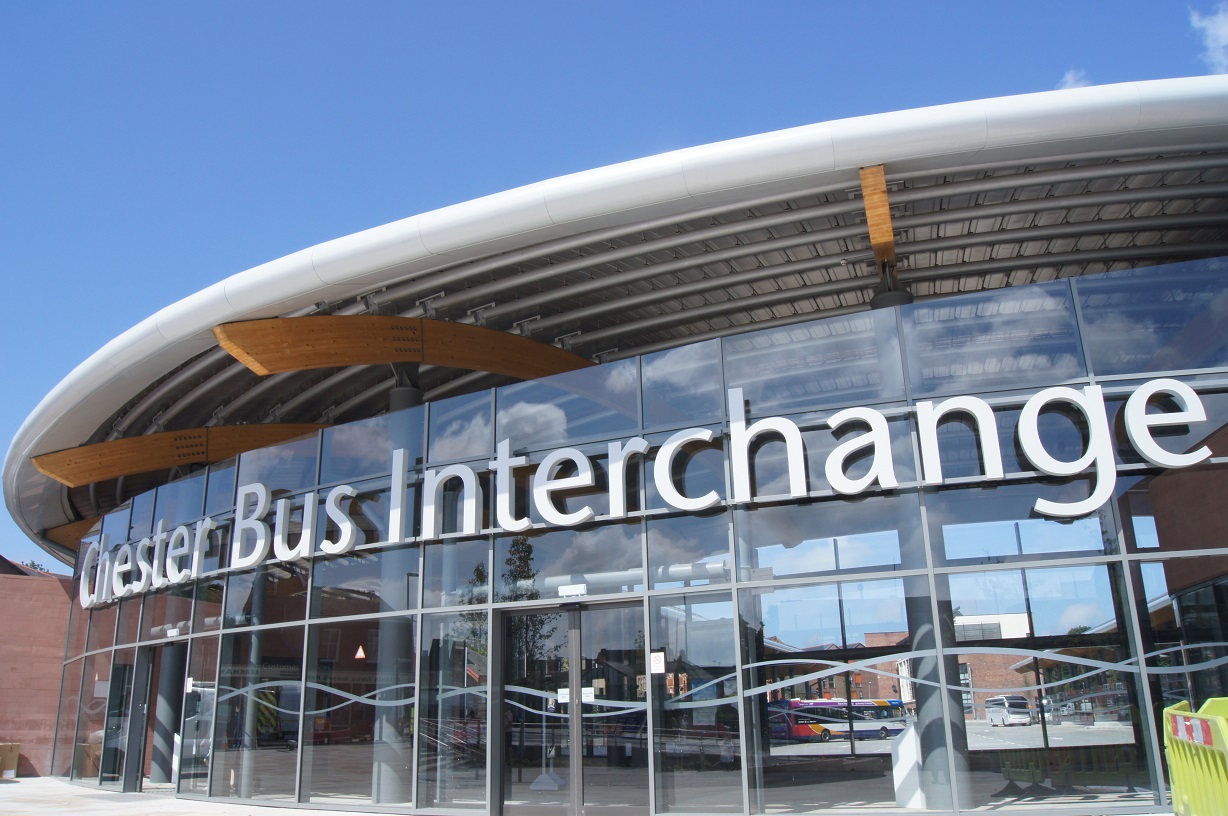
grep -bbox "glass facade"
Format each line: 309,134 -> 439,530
52,256 -> 1228,814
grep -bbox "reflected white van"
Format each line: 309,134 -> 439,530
986,695 -> 1032,726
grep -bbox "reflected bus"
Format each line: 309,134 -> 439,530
769,698 -> 907,742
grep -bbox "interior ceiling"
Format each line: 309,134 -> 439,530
71,148 -> 1228,521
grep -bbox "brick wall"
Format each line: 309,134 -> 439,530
0,573 -> 72,776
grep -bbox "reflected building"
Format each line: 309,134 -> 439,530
9,77 -> 1228,815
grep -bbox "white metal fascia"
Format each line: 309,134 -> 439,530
7,75 -> 1228,549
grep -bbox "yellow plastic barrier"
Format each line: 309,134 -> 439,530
1164,698 -> 1228,816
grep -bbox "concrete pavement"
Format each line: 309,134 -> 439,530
0,775 -> 1175,816
0,777 -> 370,816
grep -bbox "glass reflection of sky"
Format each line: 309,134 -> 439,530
428,389 -> 491,461
723,310 -> 905,415
1078,260 -> 1228,376
642,340 -> 724,427
942,518 -> 1102,561
946,565 -> 1117,637
236,433 -> 319,492
750,580 -> 910,650
1132,514 -> 1159,549
1026,566 -> 1116,636
902,281 -> 1086,398
755,529 -> 901,575
841,579 -> 909,643
1139,562 -> 1168,607
496,359 -> 639,448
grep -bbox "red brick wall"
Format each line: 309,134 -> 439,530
0,573 -> 72,776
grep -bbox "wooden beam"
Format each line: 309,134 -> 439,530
32,424 -> 327,489
213,316 -> 594,380
859,164 -> 897,272
44,518 -> 100,552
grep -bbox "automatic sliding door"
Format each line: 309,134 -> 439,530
578,605 -> 648,816
503,608 -> 571,816
501,604 -> 647,816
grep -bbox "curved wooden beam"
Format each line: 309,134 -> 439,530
212,316 -> 594,380
44,518 -> 100,552
32,424 -> 328,489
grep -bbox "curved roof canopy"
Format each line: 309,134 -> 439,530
8,76 -> 1228,562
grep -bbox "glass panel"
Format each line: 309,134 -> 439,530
650,591 -> 740,813
192,516 -> 230,576
102,505 -> 132,545
1134,557 -> 1228,712
302,616 -> 417,805
939,565 -> 1151,809
580,605 -> 648,815
1108,388 -> 1228,468
927,483 -> 1111,567
417,611 -> 488,810
194,577 -> 225,633
736,492 -> 924,581
128,490 -> 155,542
114,598 -> 141,646
1119,455 -> 1228,556
86,604 -> 117,653
236,433 -> 319,494
223,563 -> 309,628
99,648 -> 137,788
211,626 -> 304,800
141,585 -> 193,640
321,411 -> 397,485
154,471 -> 207,529
513,448 -> 617,523
65,595 -> 89,659
724,310 -> 905,415
741,578 -> 933,812
1077,259 -> 1228,376
320,481 -> 395,549
643,339 -> 724,428
494,523 -> 643,602
311,543 -> 420,619
73,650 -> 112,782
204,460 -> 237,516
645,430 -> 725,512
322,406 -> 426,484
423,538 -> 489,608
429,389 -> 492,461
497,360 -> 639,449
647,513 -> 731,589
901,280 -> 1086,398
178,636 -> 219,794
501,608 -> 570,815
52,659 -> 84,777
921,401 -> 1091,477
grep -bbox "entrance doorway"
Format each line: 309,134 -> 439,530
500,603 -> 648,816
111,642 -> 188,792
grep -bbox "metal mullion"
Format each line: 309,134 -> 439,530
293,560 -> 314,804
640,579 -> 657,816
569,608 -> 583,816
1113,542 -> 1167,808
487,607 -> 503,816
728,567 -> 753,816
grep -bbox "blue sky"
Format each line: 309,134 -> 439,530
2,1 -> 1227,572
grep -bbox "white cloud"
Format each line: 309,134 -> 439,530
495,400 -> 568,447
1057,68 -> 1091,90
432,412 -> 492,460
603,359 -> 640,395
1192,3 -> 1228,73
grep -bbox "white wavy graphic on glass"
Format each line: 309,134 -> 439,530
504,685 -> 645,720
742,642 -> 1228,698
210,642 -> 1228,718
